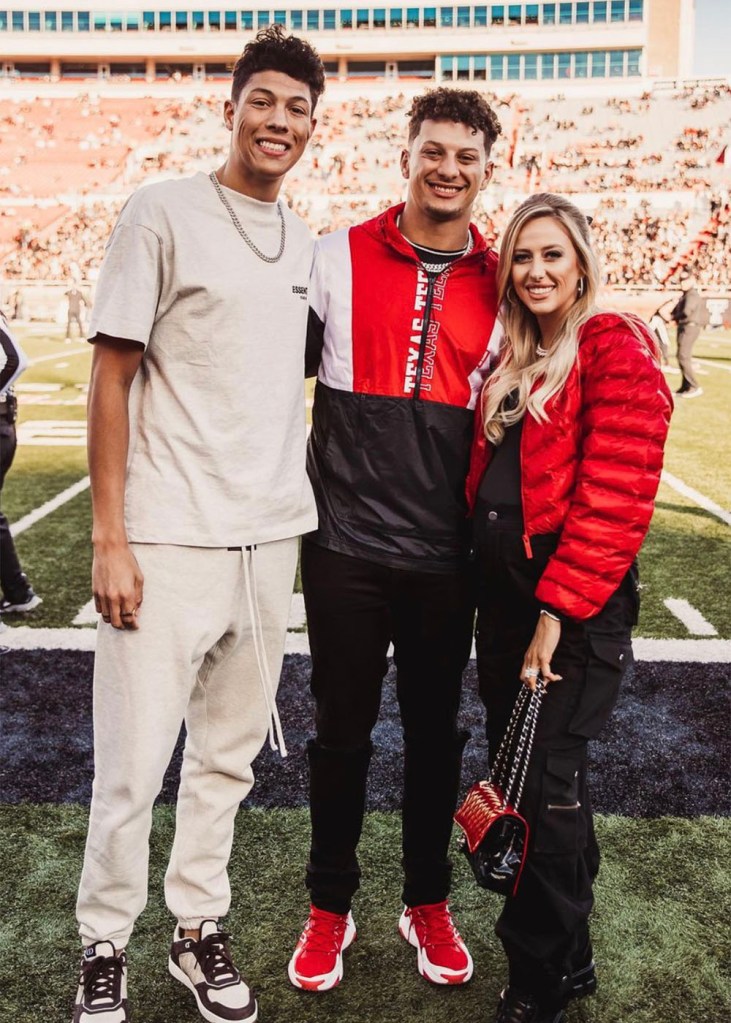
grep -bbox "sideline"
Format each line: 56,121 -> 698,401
660,470 -> 731,527
72,592 -> 308,630
10,476 -> 90,535
2,627 -> 729,663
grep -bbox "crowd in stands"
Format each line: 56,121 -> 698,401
1,81 -> 729,291
3,201 -> 122,281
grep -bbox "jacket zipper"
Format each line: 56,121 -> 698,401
413,271 -> 438,400
518,407 -> 533,558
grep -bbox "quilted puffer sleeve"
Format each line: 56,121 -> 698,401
534,322 -> 673,619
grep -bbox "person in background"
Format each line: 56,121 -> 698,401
466,193 -> 672,1023
670,272 -> 708,397
289,88 -> 502,994
0,315 -> 42,617
72,27 -> 324,1023
65,281 -> 89,342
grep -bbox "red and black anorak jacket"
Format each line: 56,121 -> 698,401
306,203 -> 501,572
466,313 -> 673,618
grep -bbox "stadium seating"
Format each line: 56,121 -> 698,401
1,81 -> 729,291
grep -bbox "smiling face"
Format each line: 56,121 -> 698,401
511,216 -> 583,339
223,69 -> 316,201
400,119 -> 492,233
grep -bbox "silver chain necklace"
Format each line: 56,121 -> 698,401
209,171 -> 286,263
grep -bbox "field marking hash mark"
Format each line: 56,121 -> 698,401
663,598 -> 718,636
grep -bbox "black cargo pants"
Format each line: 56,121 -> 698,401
474,510 -> 637,1005
301,539 -> 475,914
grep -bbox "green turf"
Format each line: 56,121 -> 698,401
638,496 -> 731,637
0,807 -> 728,1022
663,328 -> 731,510
2,448 -> 88,524
11,489 -> 93,627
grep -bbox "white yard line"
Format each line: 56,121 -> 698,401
631,638 -> 731,662
28,346 -> 88,366
1,627 -> 98,651
16,420 -> 87,446
696,358 -> 731,374
1,627 -> 729,663
661,470 -> 731,527
663,598 -> 718,636
73,599 -> 98,626
10,476 -> 90,535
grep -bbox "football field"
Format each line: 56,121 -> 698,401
1,324 -> 729,1022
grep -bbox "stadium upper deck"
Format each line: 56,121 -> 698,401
0,0 -> 693,84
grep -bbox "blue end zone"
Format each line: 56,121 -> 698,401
1,650 -> 728,816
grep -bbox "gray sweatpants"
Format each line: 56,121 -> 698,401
76,538 -> 298,948
677,323 -> 701,391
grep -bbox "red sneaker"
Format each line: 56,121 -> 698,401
398,901 -> 473,985
288,905 -> 356,991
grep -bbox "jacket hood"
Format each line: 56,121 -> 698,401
361,202 -> 491,266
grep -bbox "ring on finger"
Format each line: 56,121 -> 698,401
524,667 -> 539,678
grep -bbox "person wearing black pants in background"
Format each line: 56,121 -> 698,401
0,316 -> 42,617
465,194 -> 672,1023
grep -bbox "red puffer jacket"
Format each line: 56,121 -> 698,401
466,313 -> 673,619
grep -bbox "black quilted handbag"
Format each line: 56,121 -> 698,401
454,680 -> 545,897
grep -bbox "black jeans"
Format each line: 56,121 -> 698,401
301,539 -> 475,913
0,419 -> 26,601
474,510 -> 637,1005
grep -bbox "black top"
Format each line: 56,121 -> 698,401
476,416 -> 524,513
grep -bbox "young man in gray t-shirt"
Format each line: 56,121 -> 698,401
73,28 -> 324,1023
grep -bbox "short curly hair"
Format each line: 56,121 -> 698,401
231,26 -> 326,112
407,88 -> 502,154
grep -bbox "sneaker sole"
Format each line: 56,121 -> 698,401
168,958 -> 258,1023
398,916 -> 473,986
0,595 -> 42,614
287,919 -> 356,992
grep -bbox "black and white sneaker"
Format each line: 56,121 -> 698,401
0,585 -> 42,613
73,941 -> 129,1022
168,919 -> 257,1022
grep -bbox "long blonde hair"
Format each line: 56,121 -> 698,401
483,193 -> 601,445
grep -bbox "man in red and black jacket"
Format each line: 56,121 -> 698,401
288,90 -> 502,993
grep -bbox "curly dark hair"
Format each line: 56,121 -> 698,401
407,88 -> 502,154
231,25 -> 326,111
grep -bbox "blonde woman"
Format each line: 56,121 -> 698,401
465,193 -> 672,1023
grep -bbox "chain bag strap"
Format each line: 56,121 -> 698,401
454,681 -> 546,896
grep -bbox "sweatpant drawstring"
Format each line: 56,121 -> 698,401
242,546 -> 288,758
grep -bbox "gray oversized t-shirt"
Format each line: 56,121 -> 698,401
89,171 -> 317,547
